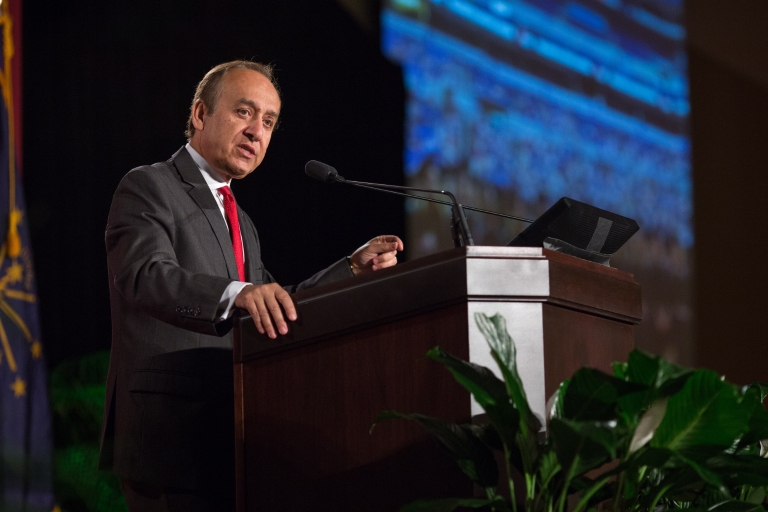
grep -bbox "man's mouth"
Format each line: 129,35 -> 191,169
238,144 -> 256,158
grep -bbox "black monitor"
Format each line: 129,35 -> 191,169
507,197 -> 639,265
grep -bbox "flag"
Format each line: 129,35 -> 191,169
0,0 -> 56,510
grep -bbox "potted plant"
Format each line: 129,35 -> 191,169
374,313 -> 768,512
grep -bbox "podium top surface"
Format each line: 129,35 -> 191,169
233,246 -> 642,362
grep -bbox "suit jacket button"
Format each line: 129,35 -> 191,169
194,308 -> 201,316
176,307 -> 182,313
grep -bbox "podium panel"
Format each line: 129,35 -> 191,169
233,247 -> 641,511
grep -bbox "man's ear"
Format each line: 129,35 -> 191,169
191,100 -> 207,131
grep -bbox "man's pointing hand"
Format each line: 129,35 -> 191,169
349,235 -> 404,275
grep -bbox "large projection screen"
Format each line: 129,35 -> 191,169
381,0 -> 692,363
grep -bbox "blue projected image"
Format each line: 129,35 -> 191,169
381,0 -> 693,362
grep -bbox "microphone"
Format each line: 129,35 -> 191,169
304,161 -> 532,221
305,161 -> 483,247
305,160 -> 343,183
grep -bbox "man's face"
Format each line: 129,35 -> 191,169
191,69 -> 281,180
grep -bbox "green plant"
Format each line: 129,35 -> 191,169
50,351 -> 128,512
373,313 -> 768,512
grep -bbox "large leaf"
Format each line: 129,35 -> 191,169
474,313 -> 542,475
704,453 -> 768,487
737,386 -> 768,451
426,347 -> 520,449
745,487 -> 766,506
655,467 -> 709,503
538,449 -> 561,488
651,370 -> 753,452
750,382 -> 768,402
617,351 -> 692,419
563,368 -> 644,422
474,313 -> 540,435
708,500 -> 765,512
401,497 -> 512,512
549,418 -> 616,480
374,411 -> 499,489
624,350 -> 692,390
677,453 -> 729,497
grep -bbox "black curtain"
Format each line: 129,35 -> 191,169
23,0 -> 405,368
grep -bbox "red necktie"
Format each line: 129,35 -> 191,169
219,186 -> 246,281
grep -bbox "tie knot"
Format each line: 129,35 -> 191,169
219,185 -> 234,201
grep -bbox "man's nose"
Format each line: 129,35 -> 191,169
244,118 -> 264,141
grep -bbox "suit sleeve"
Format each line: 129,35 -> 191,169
106,167 -> 235,335
239,215 -> 354,293
285,258 -> 353,293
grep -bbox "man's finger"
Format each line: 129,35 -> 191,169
375,250 -> 398,263
253,294 -> 278,339
372,252 -> 397,268
247,301 -> 265,335
264,293 -> 288,336
244,298 -> 267,334
275,289 -> 297,322
366,242 -> 402,255
371,235 -> 404,251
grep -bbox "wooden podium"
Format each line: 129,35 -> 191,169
232,246 -> 642,511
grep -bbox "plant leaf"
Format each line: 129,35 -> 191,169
617,351 -> 692,420
750,382 -> 768,402
676,453 -> 729,496
374,411 -> 499,489
550,418 -> 616,480
737,386 -> 768,451
708,500 -> 765,512
746,487 -> 766,505
426,346 -> 520,450
625,350 -> 692,390
401,498 -> 511,512
651,370 -> 753,453
655,467 -> 709,503
704,453 -> 768,487
474,313 -> 543,475
474,313 -> 541,435
564,368 -> 644,422
548,379 -> 569,420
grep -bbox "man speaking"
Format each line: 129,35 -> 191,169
98,60 -> 403,511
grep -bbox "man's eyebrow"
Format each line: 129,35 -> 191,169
236,98 -> 280,118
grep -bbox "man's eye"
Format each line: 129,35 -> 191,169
264,119 -> 274,128
237,109 -> 249,116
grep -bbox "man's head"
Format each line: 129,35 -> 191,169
187,60 -> 282,181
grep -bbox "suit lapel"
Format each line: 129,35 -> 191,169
171,147 -> 240,281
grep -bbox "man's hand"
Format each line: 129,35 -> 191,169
234,283 -> 296,339
349,235 -> 404,276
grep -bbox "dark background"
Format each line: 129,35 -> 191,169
686,1 -> 768,384
23,0 -> 405,369
22,0 -> 768,383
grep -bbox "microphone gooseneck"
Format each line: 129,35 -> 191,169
304,161 -> 534,223
305,160 -> 480,247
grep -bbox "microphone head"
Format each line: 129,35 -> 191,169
305,160 -> 339,183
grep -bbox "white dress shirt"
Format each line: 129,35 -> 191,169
185,143 -> 251,321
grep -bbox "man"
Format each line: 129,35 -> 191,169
99,60 -> 403,511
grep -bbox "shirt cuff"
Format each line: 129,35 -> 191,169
218,281 -> 251,322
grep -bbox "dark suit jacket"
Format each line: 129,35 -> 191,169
99,147 -> 352,490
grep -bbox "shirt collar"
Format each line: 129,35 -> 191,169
185,142 -> 231,190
